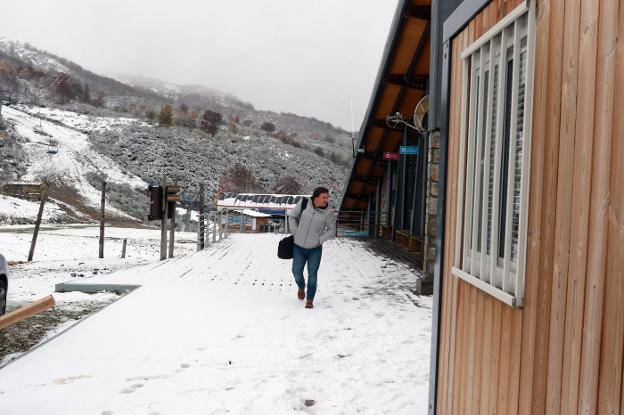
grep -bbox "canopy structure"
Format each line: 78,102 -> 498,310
341,0 -> 431,211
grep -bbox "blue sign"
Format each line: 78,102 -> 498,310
400,146 -> 419,155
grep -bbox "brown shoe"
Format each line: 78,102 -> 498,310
298,288 -> 305,300
305,300 -> 313,309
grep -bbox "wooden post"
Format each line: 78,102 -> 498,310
99,181 -> 106,259
0,295 -> 55,330
28,182 -> 48,262
199,183 -> 205,250
212,213 -> 217,242
168,180 -> 176,259
121,239 -> 127,258
240,213 -> 244,233
196,218 -> 202,251
160,176 -> 168,261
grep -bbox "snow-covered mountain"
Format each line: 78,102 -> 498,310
0,37 -> 161,104
0,105 -> 148,222
0,37 -> 352,221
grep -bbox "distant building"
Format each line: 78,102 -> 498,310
216,192 -> 311,216
1,182 -> 44,201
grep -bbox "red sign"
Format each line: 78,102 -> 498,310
383,152 -> 400,160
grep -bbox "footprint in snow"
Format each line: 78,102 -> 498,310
119,384 -> 143,394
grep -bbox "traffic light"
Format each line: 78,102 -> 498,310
147,185 -> 163,221
166,185 -> 180,219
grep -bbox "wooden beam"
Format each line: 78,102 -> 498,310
0,295 -> 55,330
405,4 -> 431,21
386,74 -> 429,90
370,118 -> 404,131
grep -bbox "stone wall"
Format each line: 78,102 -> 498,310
423,130 -> 440,277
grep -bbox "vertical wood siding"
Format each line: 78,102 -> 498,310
436,0 -> 624,413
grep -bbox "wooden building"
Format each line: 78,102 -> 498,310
427,0 -> 624,413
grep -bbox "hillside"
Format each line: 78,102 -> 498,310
0,37 -> 353,221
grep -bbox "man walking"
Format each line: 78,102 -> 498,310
287,186 -> 336,309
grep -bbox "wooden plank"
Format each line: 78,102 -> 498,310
464,285 -> 478,412
507,309 -> 523,415
545,0 -> 582,412
444,27 -> 471,415
577,0 -> 618,413
452,281 -> 469,415
488,298 -> 503,413
597,0 -> 624,410
516,0 -> 562,413
559,0 -> 600,412
470,292 -> 486,414
496,305 -> 512,414
479,295 -> 494,414
0,295 -> 55,330
525,0 -> 566,413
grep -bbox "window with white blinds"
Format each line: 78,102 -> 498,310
452,1 -> 536,307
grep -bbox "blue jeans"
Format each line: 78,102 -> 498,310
292,244 -> 323,301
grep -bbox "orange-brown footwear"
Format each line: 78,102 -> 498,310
305,300 -> 313,309
298,288 -> 305,300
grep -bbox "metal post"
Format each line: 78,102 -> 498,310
28,182 -> 48,262
218,212 -> 223,240
204,214 -> 210,247
225,211 -> 229,236
99,181 -> 106,259
121,239 -> 127,258
240,213 -> 244,233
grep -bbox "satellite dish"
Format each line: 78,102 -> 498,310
413,95 -> 429,133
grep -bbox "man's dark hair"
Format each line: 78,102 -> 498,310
311,186 -> 329,199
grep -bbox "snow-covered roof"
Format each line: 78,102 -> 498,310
237,209 -> 272,218
217,193 -> 310,211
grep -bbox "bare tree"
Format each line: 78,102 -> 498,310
221,163 -> 264,193
271,176 -> 301,194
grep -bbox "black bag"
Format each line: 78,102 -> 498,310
277,198 -> 308,259
278,235 -> 294,259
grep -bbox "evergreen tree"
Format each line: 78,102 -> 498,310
159,105 -> 173,127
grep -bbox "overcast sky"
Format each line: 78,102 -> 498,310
1,0 -> 399,130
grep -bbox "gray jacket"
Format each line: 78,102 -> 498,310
288,198 -> 336,249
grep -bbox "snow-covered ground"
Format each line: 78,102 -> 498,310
0,194 -> 68,224
1,106 -> 147,218
0,233 -> 431,414
15,105 -> 151,133
1,223 -> 197,311
0,224 -> 199,364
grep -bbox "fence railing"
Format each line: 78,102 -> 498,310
335,210 -> 392,238
196,211 -> 229,251
195,210 -> 395,249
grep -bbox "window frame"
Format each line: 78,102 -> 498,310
451,0 -> 536,308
